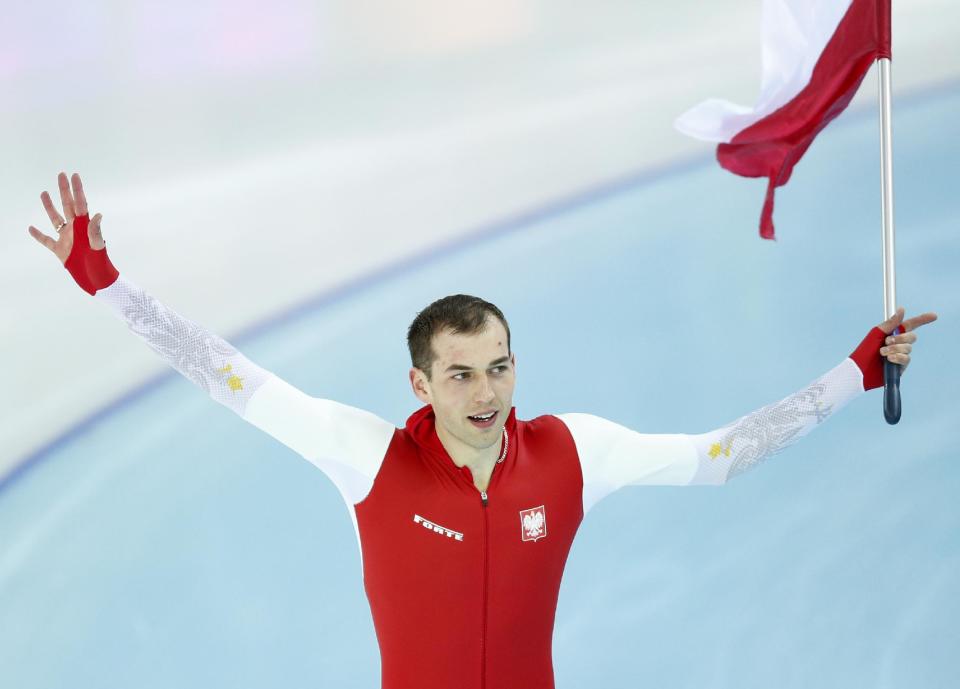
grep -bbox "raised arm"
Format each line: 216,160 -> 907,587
558,311 -> 937,515
28,172 -> 395,506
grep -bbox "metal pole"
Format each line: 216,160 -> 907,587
878,57 -> 901,424
879,58 -> 896,317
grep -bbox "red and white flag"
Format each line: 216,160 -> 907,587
675,0 -> 891,239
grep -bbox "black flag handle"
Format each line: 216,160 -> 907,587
883,357 -> 901,424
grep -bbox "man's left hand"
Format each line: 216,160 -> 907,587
876,307 -> 938,374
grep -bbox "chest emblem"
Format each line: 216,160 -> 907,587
520,505 -> 547,542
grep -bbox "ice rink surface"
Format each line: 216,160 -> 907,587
2,2 -> 958,687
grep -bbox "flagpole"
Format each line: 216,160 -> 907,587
878,57 -> 900,424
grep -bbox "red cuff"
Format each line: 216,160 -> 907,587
63,214 -> 119,295
849,326 -> 890,391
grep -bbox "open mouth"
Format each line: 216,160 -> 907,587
467,411 -> 498,429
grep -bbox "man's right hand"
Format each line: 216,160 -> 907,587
29,171 -> 117,295
29,172 -> 104,262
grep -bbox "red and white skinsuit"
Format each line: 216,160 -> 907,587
65,215 -> 890,689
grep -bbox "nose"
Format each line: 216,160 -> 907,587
473,373 -> 495,404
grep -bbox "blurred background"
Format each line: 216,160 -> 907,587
2,1 -> 958,688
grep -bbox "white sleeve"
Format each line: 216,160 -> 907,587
558,357 -> 866,515
95,276 -> 395,505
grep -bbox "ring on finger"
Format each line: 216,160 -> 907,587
56,220 -> 67,231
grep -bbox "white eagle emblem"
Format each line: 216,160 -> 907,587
520,505 -> 547,542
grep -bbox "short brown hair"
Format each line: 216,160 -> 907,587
407,295 -> 511,379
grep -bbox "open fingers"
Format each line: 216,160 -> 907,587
901,312 -> 938,333
40,190 -> 66,230
28,225 -> 57,253
58,171 -> 76,221
72,173 -> 88,216
88,213 -> 105,250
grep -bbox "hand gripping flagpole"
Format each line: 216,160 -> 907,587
878,57 -> 901,424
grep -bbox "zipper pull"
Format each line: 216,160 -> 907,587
480,491 -> 488,507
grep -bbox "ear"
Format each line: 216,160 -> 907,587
409,367 -> 432,404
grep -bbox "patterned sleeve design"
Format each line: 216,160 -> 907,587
94,275 -> 396,507
95,276 -> 271,415
559,357 -> 867,515
687,357 -> 863,485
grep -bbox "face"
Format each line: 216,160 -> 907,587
409,316 -> 516,456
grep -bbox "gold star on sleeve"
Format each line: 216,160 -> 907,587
217,363 -> 244,393
708,442 -> 732,460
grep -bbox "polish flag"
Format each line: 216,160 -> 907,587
675,0 -> 891,239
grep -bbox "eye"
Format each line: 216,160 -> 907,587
490,366 -> 508,375
452,372 -> 470,381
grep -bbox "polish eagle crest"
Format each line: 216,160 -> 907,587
520,505 -> 547,542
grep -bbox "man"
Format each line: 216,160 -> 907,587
29,172 -> 937,689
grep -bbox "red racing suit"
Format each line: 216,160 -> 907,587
357,405 -> 582,689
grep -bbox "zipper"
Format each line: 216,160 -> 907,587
478,451 -> 503,689
471,430 -> 508,689
480,489 -> 489,689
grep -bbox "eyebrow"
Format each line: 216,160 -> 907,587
444,355 -> 510,373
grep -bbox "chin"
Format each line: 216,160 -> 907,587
462,422 -> 499,444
